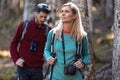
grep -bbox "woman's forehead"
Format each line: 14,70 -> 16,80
62,6 -> 71,10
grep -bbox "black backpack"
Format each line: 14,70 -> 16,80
19,20 -> 49,42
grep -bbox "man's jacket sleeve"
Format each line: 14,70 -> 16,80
10,21 -> 24,64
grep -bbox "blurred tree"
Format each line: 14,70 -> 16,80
112,0 -> 120,80
23,0 -> 47,20
0,0 -> 20,20
87,0 -> 93,33
92,0 -> 100,5
46,0 -> 56,26
105,0 -> 114,28
71,0 -> 96,80
45,0 -> 68,27
23,0 -> 29,20
35,0 -> 45,3
23,0 -> 35,20
105,0 -> 114,20
56,0 -> 67,11
0,0 -> 21,49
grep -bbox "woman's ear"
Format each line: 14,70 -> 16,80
73,14 -> 77,20
73,17 -> 76,19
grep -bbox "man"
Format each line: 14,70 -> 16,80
10,3 -> 50,80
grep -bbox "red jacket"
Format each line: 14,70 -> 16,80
10,19 -> 50,68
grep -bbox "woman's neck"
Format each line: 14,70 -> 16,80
63,23 -> 73,32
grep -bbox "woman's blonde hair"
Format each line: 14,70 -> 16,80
53,2 -> 87,42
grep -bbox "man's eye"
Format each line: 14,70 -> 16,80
44,16 -> 47,19
65,10 -> 69,13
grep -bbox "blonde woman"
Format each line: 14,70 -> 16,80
44,2 -> 90,80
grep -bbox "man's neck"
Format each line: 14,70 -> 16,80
35,18 -> 43,28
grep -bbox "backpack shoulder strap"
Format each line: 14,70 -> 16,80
19,20 -> 29,42
75,38 -> 83,61
44,23 -> 49,36
51,32 -> 56,58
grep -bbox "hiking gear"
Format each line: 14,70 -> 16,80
44,31 -> 90,80
44,33 -> 56,80
35,3 -> 50,14
19,20 -> 49,42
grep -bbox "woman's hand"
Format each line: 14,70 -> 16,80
48,56 -> 56,65
74,60 -> 84,69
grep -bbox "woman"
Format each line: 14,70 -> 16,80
44,2 -> 90,80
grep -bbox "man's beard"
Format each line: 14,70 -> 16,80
35,18 -> 44,28
35,18 -> 44,25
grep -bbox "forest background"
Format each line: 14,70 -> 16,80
0,0 -> 113,80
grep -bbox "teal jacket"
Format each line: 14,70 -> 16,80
44,30 -> 90,80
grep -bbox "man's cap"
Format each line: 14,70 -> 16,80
35,3 -> 50,14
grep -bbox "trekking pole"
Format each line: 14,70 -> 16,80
76,41 -> 84,79
44,53 -> 55,79
49,53 -> 56,80
44,33 -> 56,80
49,33 -> 56,80
44,64 -> 50,79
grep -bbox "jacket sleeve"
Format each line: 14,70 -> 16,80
44,30 -> 53,61
9,21 -> 24,64
81,35 -> 90,65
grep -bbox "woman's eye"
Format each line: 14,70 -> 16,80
61,10 -> 70,13
61,10 -> 63,13
65,10 -> 70,13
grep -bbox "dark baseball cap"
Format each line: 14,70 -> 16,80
35,3 -> 50,14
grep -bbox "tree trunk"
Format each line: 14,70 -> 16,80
23,0 -> 35,20
87,0 -> 93,33
48,0 -> 67,27
23,0 -> 29,20
0,0 -> 20,19
71,0 -> 96,80
46,0 -> 56,26
112,0 -> 120,80
105,0 -> 113,19
101,0 -> 105,19
0,0 -> 5,17
105,0 -> 114,28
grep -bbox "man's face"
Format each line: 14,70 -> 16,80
36,11 -> 47,25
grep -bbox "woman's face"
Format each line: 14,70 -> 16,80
61,6 -> 76,23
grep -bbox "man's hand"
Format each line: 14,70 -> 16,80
16,58 -> 24,67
